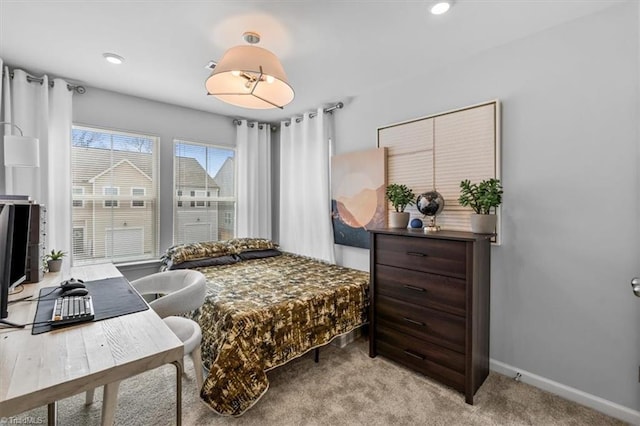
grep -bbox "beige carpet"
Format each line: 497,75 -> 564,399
13,338 -> 626,425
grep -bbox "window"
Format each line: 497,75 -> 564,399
72,187 -> 84,208
72,227 -> 85,254
103,186 -> 119,208
72,125 -> 159,264
131,187 -> 145,208
194,190 -> 207,208
174,140 -> 235,245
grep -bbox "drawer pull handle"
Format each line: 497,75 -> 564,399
404,350 -> 425,360
407,251 -> 427,257
403,284 -> 425,292
403,317 -> 425,327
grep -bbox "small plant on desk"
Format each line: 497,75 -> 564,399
44,249 -> 66,273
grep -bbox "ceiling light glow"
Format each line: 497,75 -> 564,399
431,2 -> 451,15
103,53 -> 124,65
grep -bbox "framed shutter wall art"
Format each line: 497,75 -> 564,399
377,100 -> 501,244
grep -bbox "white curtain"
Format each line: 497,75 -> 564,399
236,120 -> 272,239
279,108 -> 335,263
0,65 -> 73,271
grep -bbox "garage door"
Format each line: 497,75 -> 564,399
105,227 -> 144,259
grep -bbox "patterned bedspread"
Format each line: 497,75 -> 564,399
188,252 -> 369,416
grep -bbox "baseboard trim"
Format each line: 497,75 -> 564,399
490,359 -> 640,424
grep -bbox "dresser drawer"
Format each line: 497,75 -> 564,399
374,234 -> 466,278
376,295 -> 465,352
376,324 -> 465,374
375,264 -> 466,316
377,340 -> 465,392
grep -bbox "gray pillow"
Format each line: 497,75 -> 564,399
167,254 -> 239,270
237,249 -> 282,261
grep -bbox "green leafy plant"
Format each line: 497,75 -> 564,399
44,249 -> 66,261
385,184 -> 416,213
458,178 -> 503,214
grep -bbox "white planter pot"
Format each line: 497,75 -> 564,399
470,214 -> 497,234
389,211 -> 410,229
47,259 -> 63,272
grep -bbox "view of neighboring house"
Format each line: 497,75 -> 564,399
174,156 -> 225,245
72,143 -> 234,262
72,146 -> 157,262
213,156 -> 235,241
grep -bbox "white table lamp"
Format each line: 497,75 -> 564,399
1,122 -> 40,167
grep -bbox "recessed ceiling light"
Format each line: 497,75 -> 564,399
103,53 -> 124,65
431,1 -> 451,15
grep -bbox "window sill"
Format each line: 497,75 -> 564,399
115,259 -> 161,268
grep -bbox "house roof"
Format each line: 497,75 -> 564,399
72,146 -> 153,183
88,159 -> 152,183
175,157 -> 219,190
72,146 -> 219,189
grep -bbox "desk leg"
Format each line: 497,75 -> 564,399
47,401 -> 57,426
172,360 -> 183,426
101,380 -> 121,426
85,388 -> 96,405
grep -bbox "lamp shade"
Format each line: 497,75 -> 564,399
4,135 -> 40,167
205,45 -> 294,109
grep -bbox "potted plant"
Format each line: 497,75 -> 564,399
44,249 -> 66,273
458,178 -> 503,234
385,183 -> 415,229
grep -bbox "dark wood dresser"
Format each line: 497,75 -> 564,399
368,228 -> 491,404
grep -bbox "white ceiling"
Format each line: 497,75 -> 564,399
0,0 -> 623,123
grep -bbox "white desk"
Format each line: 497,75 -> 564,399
0,264 -> 184,425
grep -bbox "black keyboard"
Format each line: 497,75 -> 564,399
51,295 -> 95,326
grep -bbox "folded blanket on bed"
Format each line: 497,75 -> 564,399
189,253 -> 369,416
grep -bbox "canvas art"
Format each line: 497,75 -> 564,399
331,147 -> 387,249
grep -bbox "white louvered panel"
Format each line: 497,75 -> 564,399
436,209 -> 472,232
378,119 -> 433,155
434,104 -> 496,205
388,150 -> 433,196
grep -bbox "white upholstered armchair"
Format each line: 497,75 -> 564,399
131,269 -> 207,390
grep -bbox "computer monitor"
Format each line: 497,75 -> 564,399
0,203 -> 30,328
9,204 -> 30,290
0,204 -> 16,326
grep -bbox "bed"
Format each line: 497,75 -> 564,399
160,238 -> 369,416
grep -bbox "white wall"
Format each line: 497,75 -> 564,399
334,2 -> 639,416
73,88 -> 235,276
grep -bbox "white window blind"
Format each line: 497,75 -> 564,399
71,126 -> 159,264
174,140 -> 235,245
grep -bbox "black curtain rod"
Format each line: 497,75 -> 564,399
233,101 -> 344,129
3,70 -> 86,94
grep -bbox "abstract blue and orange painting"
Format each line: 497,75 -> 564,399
331,147 -> 387,249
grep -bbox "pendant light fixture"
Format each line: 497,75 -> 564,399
205,32 -> 294,110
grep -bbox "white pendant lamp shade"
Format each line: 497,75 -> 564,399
205,45 -> 294,109
4,135 -> 40,167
